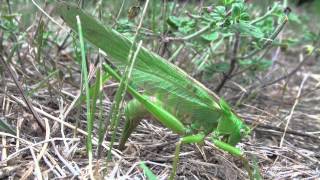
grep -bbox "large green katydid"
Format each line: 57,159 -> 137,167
54,2 -> 251,179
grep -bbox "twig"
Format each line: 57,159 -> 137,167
29,147 -> 42,180
31,0 -> 66,30
6,94 -> 122,159
250,3 -> 279,25
165,9 -> 233,42
238,12 -> 289,60
52,141 -> 79,175
112,0 -> 126,28
0,55 -> 46,131
234,51 -> 315,103
23,118 -> 50,180
279,74 -> 309,147
252,125 -> 320,141
215,33 -> 240,93
260,53 -> 309,88
37,118 -> 50,162
164,21 -> 215,42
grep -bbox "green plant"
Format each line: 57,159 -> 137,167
76,15 -> 94,179
54,2 -> 253,179
163,0 -> 289,92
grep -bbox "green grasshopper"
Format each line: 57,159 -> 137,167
54,2 -> 251,179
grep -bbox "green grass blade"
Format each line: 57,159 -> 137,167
106,41 -> 143,161
139,162 -> 158,180
106,0 -> 150,161
26,70 -> 59,97
35,20 -> 44,64
76,15 -> 94,179
103,64 -> 186,134
90,69 -> 102,123
252,155 -> 262,180
97,66 -> 107,157
0,117 -> 16,135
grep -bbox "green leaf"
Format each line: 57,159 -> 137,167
201,31 -> 219,42
167,16 -> 195,33
240,12 -> 250,21
252,155 -> 262,180
232,21 -> 264,38
221,0 -> 234,5
167,16 -> 180,29
116,19 -> 135,33
231,3 -> 242,19
231,2 -> 249,21
211,6 -> 226,21
288,13 -> 302,24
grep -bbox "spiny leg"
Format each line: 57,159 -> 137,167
170,133 -> 206,180
212,139 -> 253,180
119,98 -> 150,150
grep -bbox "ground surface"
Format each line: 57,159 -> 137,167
1,34 -> 319,180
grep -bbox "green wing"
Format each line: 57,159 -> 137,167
54,2 -> 223,128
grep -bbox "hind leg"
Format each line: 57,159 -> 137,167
119,98 -> 150,150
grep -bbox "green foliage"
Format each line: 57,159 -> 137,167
231,22 -> 263,38
0,13 -> 20,32
164,0 -> 287,83
239,58 -> 272,71
76,16 -> 95,178
201,31 -> 219,42
167,16 -> 196,34
115,19 -> 135,34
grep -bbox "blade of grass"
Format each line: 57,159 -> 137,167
91,69 -> 102,117
139,162 -> 158,180
97,64 -> 107,156
26,70 -> 59,97
106,40 -> 143,162
76,15 -> 94,179
105,0 -> 150,163
252,155 -> 262,180
0,55 -> 46,131
35,20 -> 44,64
0,117 -> 16,135
78,70 -> 110,103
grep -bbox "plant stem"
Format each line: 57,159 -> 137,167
250,3 -> 279,25
106,0 -> 150,162
239,13 -> 289,60
216,33 -> 240,93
